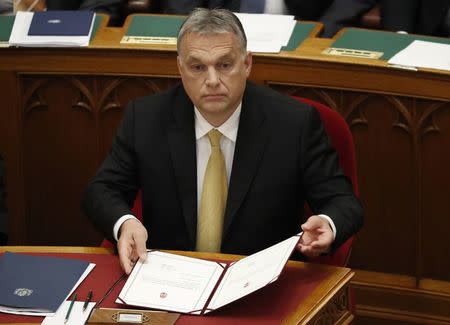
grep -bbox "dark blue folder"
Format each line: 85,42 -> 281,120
0,252 -> 90,313
28,10 -> 94,36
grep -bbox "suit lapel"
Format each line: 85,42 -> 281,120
223,85 -> 269,239
167,88 -> 197,248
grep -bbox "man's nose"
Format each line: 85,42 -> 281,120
205,67 -> 220,87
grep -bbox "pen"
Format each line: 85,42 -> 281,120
83,290 -> 93,311
64,293 -> 77,324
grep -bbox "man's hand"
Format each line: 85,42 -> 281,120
117,219 -> 148,274
297,215 -> 334,257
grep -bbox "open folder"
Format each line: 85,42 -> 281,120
117,234 -> 301,314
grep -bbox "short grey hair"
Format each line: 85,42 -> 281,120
177,8 -> 247,54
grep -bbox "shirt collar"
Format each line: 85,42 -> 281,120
194,102 -> 241,142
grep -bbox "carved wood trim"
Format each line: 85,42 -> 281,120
309,288 -> 352,325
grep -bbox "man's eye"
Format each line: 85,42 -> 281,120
191,64 -> 205,72
218,62 -> 232,70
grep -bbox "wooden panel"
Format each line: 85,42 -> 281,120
0,72 -> 26,244
19,75 -> 180,245
21,76 -> 102,245
352,270 -> 450,325
420,101 -> 450,281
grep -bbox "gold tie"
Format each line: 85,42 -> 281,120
196,129 -> 228,252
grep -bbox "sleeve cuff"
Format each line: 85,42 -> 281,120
317,214 -> 336,239
113,214 -> 139,241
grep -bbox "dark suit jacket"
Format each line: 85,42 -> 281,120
318,0 -> 377,37
161,0 -> 240,14
82,82 -> 363,255
318,0 -> 449,37
381,0 -> 450,36
163,0 -> 334,17
285,0 -> 334,20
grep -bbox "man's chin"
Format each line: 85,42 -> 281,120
199,101 -> 227,112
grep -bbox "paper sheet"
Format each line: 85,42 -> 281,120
388,40 -> 450,71
235,13 -> 296,53
117,251 -> 224,314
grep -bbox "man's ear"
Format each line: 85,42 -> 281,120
177,56 -> 182,74
244,51 -> 253,77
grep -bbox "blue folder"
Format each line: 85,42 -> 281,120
28,10 -> 94,36
0,252 -> 90,313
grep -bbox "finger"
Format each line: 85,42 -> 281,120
135,237 -> 148,262
298,245 -> 321,257
119,248 -> 133,274
299,232 -> 314,245
301,222 -> 321,233
298,244 -> 326,257
309,240 -> 329,250
133,227 -> 148,261
118,238 -> 135,275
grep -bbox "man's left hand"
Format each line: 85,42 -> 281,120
297,215 -> 334,257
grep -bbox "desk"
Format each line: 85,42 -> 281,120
0,246 -> 354,325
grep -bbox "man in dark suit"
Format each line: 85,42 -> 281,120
82,8 -> 363,274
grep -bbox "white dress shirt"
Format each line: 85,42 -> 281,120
113,102 -> 336,241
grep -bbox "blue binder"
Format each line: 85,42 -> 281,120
0,252 -> 90,313
27,10 -> 94,36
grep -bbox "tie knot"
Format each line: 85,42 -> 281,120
208,129 -> 222,147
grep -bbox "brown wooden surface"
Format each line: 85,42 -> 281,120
352,270 -> 450,324
0,246 -> 353,325
1,18 -> 450,323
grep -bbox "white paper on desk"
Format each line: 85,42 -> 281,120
117,251 -> 224,314
388,40 -> 450,71
235,13 -> 296,52
9,11 -> 95,47
41,301 -> 95,325
117,234 -> 300,314
208,235 -> 300,310
0,263 -> 95,316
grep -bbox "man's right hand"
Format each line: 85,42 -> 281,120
117,219 -> 148,274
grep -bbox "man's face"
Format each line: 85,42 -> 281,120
177,32 -> 252,126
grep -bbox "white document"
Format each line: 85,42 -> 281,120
388,40 -> 450,71
0,263 -> 95,317
117,234 -> 301,314
117,251 -> 224,314
235,13 -> 296,53
9,11 -> 95,47
41,301 -> 95,325
208,235 -> 299,310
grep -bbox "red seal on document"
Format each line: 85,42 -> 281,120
160,292 -> 168,299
